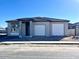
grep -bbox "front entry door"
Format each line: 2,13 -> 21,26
25,22 -> 30,36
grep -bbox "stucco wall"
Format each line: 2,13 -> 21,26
76,28 -> 79,36
21,23 -> 26,36
7,23 -> 11,36
68,29 -> 75,36
64,22 -> 69,36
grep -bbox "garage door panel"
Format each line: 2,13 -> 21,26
34,25 -> 45,35
52,24 -> 64,36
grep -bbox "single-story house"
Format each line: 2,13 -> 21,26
6,17 -> 69,37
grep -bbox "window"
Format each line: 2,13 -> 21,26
11,28 -> 16,32
11,22 -> 18,32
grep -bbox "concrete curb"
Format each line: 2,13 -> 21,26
1,41 -> 79,44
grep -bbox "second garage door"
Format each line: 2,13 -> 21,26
34,25 -> 45,36
52,24 -> 64,36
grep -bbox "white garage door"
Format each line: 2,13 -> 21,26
34,25 -> 45,35
52,24 -> 64,36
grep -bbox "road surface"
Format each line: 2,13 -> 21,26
0,44 -> 79,59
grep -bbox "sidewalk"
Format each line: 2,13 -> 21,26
1,41 -> 79,44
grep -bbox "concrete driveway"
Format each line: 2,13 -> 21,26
0,44 -> 79,59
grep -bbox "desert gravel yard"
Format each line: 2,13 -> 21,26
0,44 -> 79,59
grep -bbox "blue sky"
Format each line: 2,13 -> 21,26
0,0 -> 79,27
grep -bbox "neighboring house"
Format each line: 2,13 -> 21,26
74,22 -> 79,36
6,17 -> 69,37
68,23 -> 76,36
68,23 -> 79,36
0,27 -> 7,35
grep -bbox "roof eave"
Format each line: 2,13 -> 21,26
6,20 -> 18,22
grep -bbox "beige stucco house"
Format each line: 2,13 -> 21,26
6,17 -> 69,37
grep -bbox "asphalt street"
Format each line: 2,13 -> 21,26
0,44 -> 79,59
